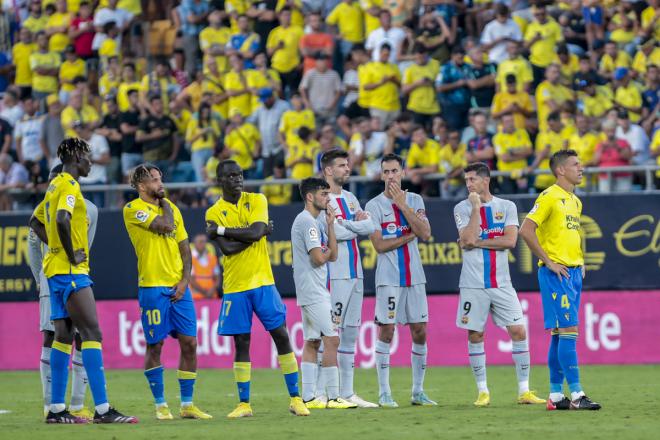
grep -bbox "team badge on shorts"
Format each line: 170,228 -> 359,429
388,311 -> 395,319
461,316 -> 469,324
564,313 -> 570,321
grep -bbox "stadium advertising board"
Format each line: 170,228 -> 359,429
1,291 -> 659,370
0,194 -> 659,302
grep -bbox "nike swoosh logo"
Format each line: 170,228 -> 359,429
513,317 -> 522,321
421,314 -> 428,318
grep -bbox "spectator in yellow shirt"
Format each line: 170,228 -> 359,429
326,0 -> 365,57
495,40 -> 533,93
266,7 -> 304,96
363,43 -> 401,130
58,45 -> 86,104
187,102 -> 222,182
577,80 -> 613,122
651,129 -> 660,188
199,10 -> 231,74
524,5 -> 563,88
438,129 -> 468,200
535,64 -> 574,132
278,93 -> 316,147
569,113 -> 599,189
223,109 -> 262,178
491,73 -> 534,130
261,159 -> 292,206
402,45 -> 440,130
23,1 -> 49,34
640,0 -> 660,41
528,111 -> 565,191
406,125 -> 441,197
45,0 -> 72,53
493,113 -> 533,194
60,89 -> 100,137
141,58 -> 179,114
12,28 -> 37,94
599,41 -> 631,81
224,53 -> 257,117
285,126 -> 319,187
117,62 -> 144,112
613,67 -> 643,123
29,31 -> 62,102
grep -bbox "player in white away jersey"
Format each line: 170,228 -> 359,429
315,148 -> 378,408
453,162 -> 545,407
292,177 -> 357,410
365,153 -> 436,408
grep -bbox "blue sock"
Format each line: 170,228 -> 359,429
548,333 -> 564,394
558,333 -> 582,394
278,353 -> 300,398
50,342 -> 72,407
81,341 -> 108,406
177,370 -> 196,406
144,366 -> 165,405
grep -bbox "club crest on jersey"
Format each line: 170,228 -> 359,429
348,202 -> 355,211
222,210 -> 227,216
461,316 -> 469,324
66,195 -> 75,208
494,211 -> 504,221
135,210 -> 149,223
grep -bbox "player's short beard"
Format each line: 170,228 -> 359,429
152,188 -> 165,199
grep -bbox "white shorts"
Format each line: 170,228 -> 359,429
38,271 -> 54,332
375,284 -> 428,325
329,278 -> 363,328
456,286 -> 524,332
301,298 -> 339,341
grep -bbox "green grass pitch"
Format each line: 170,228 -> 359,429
1,365 -> 659,439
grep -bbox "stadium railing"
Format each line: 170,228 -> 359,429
5,165 -> 660,208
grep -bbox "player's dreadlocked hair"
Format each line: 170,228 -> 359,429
129,163 -> 162,189
57,137 -> 91,163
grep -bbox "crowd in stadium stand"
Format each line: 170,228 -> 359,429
0,0 -> 658,211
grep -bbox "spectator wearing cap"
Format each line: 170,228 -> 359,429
186,102 -> 221,182
491,73 -> 533,130
363,42 -> 401,130
14,95 -> 47,166
402,44 -> 440,130
300,52 -> 341,127
438,129 -> 467,200
40,94 -> 64,164
136,94 -> 180,178
406,124 -> 441,197
45,0 -> 72,54
61,89 -> 100,138
223,53 -> 257,118
614,67 -> 643,123
535,64 -> 574,133
76,121 -> 111,207
266,7 -> 304,97
528,111 -> 565,192
0,153 -> 29,211
576,79 -> 613,122
437,46 -> 471,131
594,119 -> 634,193
58,45 -> 87,105
599,41 -> 632,81
96,94 -> 123,187
12,29 -> 36,98
326,0 -> 365,58
119,88 -> 144,178
524,4 -> 563,89
226,15 -> 261,69
249,87 -> 290,177
495,40 -> 532,93
278,92 -> 315,150
30,31 -> 61,103
480,3 -> 522,65
365,9 -> 406,64
69,1 -> 95,61
465,45 -> 497,112
493,113 -> 532,194
176,0 -> 210,76
299,11 -> 334,74
223,108 -> 262,179
616,109 -> 651,167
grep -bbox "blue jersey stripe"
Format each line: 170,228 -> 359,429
339,197 -> 357,279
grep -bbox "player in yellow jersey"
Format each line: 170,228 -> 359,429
520,149 -> 601,411
43,138 -> 137,424
205,160 -> 309,418
123,164 -> 212,421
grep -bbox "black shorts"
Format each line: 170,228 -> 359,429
341,101 -> 370,120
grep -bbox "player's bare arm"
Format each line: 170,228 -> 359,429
309,207 -> 339,265
148,199 -> 175,234
459,193 -> 483,249
389,183 -> 431,241
369,229 -> 417,254
55,210 -> 86,265
172,238 -> 192,303
520,218 -> 568,280
29,215 -> 48,245
205,220 -> 252,255
476,225 -> 518,250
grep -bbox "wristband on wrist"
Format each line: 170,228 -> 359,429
217,226 -> 226,236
